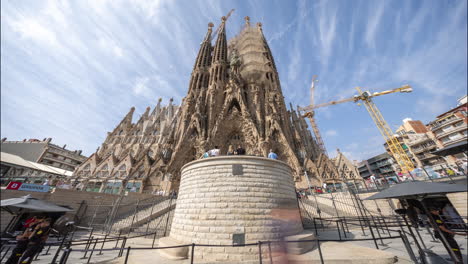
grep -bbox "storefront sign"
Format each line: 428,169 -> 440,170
6,181 -> 22,190
18,183 -> 50,193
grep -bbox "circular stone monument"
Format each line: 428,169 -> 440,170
160,156 -> 312,263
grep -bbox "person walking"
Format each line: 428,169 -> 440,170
18,218 -> 52,264
268,149 -> 278,159
5,216 -> 44,264
428,207 -> 466,263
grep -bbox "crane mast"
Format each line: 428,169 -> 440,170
303,75 -> 327,154
356,87 -> 415,172
299,84 -> 415,172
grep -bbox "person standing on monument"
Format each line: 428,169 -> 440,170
236,145 -> 246,155
208,146 -> 220,157
227,145 -> 235,155
268,149 -> 278,159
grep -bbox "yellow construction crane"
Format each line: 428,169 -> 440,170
302,75 -> 327,155
299,84 -> 415,172
210,9 -> 235,42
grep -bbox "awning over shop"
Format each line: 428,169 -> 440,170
0,195 -> 73,214
364,181 -> 467,200
431,141 -> 467,157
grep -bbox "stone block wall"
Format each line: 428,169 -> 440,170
169,156 -> 303,262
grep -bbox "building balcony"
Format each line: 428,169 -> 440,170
41,156 -> 77,169
47,147 -> 86,162
434,123 -> 467,139
442,136 -> 467,147
412,145 -> 437,154
431,115 -> 462,130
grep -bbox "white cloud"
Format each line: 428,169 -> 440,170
133,77 -> 151,96
318,7 -> 337,64
325,129 -> 338,136
365,1 -> 385,48
130,0 -> 165,21
98,37 -> 124,57
10,17 -> 59,46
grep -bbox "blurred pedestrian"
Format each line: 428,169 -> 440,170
428,207 -> 466,263
18,218 -> 52,264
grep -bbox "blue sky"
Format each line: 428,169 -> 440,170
1,0 -> 467,161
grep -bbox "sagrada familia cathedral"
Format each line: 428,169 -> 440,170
72,17 -> 362,194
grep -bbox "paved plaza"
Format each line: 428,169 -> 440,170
2,225 -> 466,264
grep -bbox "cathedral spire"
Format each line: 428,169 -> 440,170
193,23 -> 213,69
209,17 -> 228,86
189,23 -> 213,94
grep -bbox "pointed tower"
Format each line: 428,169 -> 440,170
209,17 -> 228,87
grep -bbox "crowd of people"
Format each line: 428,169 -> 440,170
5,216 -> 52,264
202,145 -> 279,160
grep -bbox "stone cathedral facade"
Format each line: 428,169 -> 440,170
73,17 -> 359,194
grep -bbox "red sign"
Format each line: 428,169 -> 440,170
6,182 -> 23,190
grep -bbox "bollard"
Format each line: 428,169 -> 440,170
86,238 -> 98,264
258,241 -> 263,264
124,247 -> 131,264
190,243 -> 195,264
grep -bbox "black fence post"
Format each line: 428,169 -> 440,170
81,235 -> 94,259
398,230 -> 418,263
124,247 -> 131,264
63,248 -> 72,264
0,246 -> 11,262
258,241 -> 263,264
163,197 -> 174,237
86,238 -> 98,264
190,243 -> 195,264
316,238 -> 324,264
98,234 -> 108,255
42,243 -> 52,255
336,221 -> 342,241
119,237 -> 127,257
51,232 -> 69,264
115,230 -> 122,248
267,241 -> 273,264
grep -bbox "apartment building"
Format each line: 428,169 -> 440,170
427,103 -> 468,161
1,138 -> 87,172
358,152 -> 397,180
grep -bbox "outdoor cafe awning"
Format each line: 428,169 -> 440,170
0,195 -> 73,214
364,181 -> 467,200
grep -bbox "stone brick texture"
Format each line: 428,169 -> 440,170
169,156 -> 303,261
